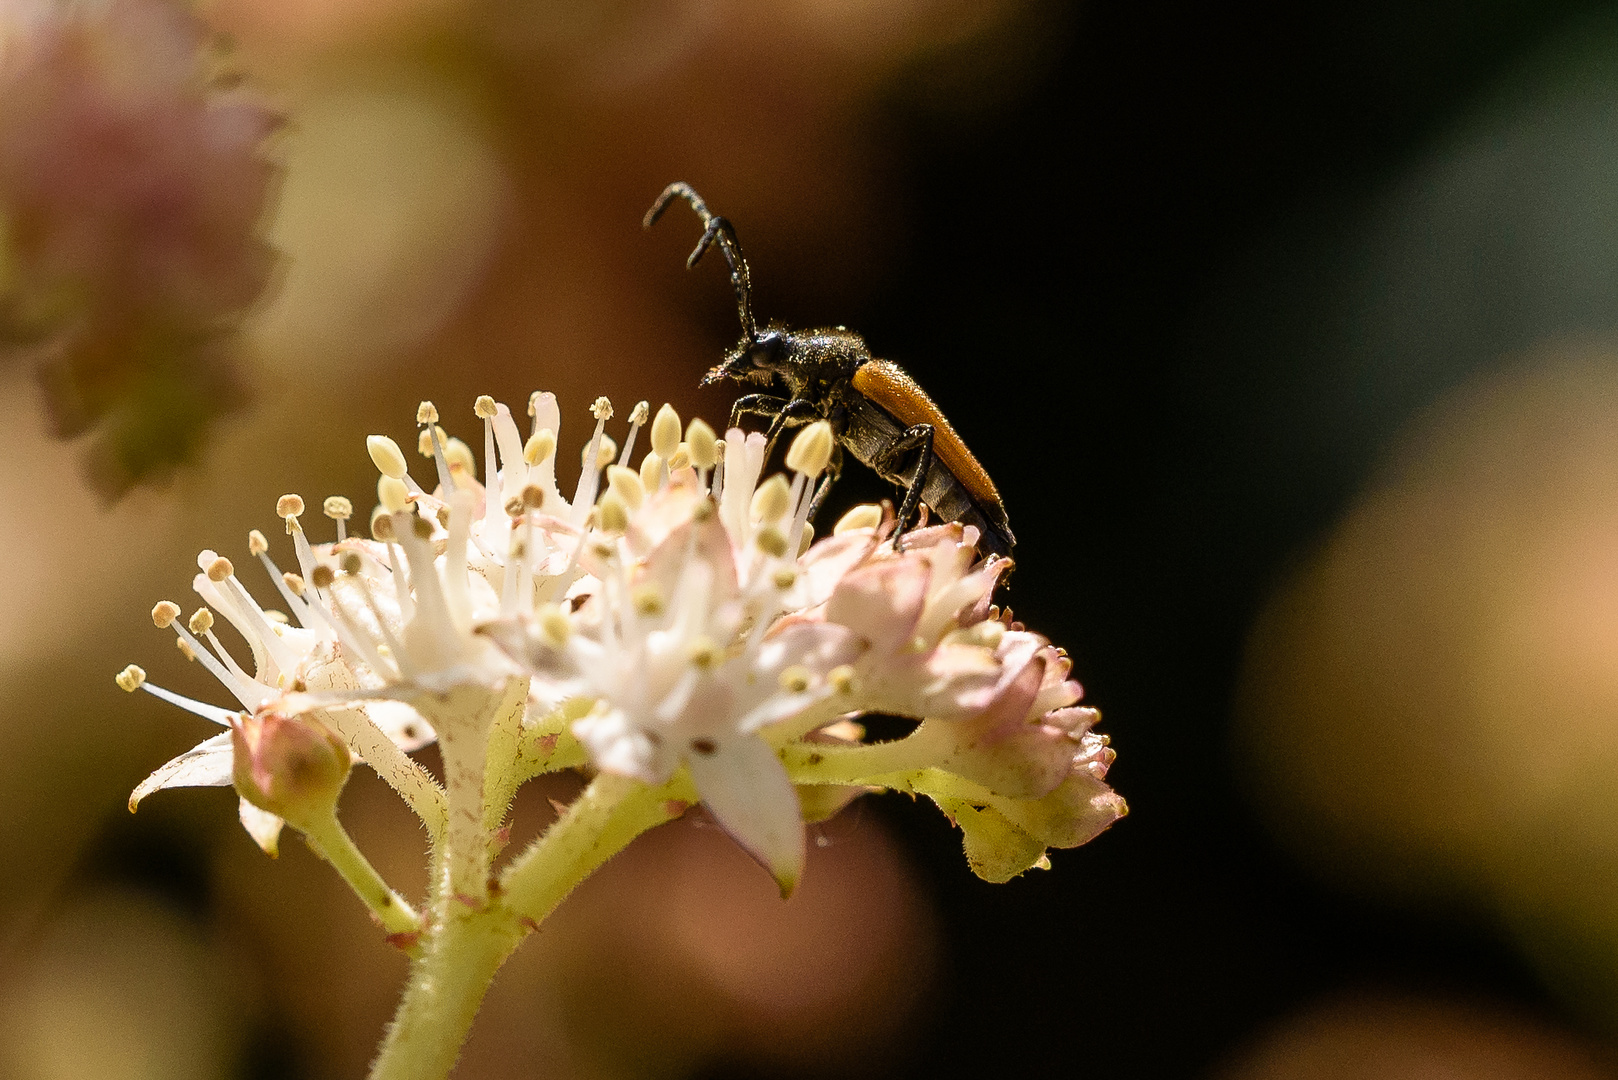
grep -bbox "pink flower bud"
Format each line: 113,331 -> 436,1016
231,712 -> 352,825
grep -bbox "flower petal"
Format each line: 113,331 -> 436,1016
128,730 -> 234,812
686,737 -> 806,897
826,559 -> 929,655
238,796 -> 285,856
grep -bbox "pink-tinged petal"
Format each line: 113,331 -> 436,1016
914,653 -> 1078,799
989,767 -> 1128,850
237,796 -> 285,856
128,730 -> 234,811
795,531 -> 879,608
686,737 -> 806,897
827,559 -> 930,655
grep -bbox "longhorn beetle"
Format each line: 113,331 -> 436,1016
645,182 -> 1015,557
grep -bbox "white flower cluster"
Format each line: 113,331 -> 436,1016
120,391 -> 1123,892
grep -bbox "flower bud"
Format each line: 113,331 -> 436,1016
231,712 -> 352,826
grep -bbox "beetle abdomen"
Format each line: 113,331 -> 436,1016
850,361 -> 1004,509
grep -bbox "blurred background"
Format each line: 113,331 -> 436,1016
15,0 -> 1618,1077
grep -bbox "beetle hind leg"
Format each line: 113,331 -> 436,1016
871,424 -> 935,548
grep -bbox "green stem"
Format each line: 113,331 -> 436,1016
500,771 -> 695,923
301,812 -> 422,937
367,908 -> 525,1080
779,732 -> 941,786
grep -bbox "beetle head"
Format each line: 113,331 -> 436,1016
702,328 -> 787,388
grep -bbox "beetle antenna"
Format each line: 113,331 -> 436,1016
645,182 -> 758,343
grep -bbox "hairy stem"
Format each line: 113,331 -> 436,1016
301,811 -> 422,937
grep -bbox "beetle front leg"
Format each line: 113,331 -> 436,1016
762,398 -> 823,464
871,424 -> 935,546
804,443 -> 844,523
729,394 -> 791,433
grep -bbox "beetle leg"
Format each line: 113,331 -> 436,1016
804,443 -> 844,522
871,424 -> 935,547
728,393 -> 790,433
762,398 -> 823,464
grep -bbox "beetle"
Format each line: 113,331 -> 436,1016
644,182 -> 1015,557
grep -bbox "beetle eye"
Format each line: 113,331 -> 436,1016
750,348 -> 770,368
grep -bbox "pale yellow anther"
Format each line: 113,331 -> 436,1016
176,637 -> 197,661
668,444 -> 691,472
639,451 -> 663,491
474,395 -> 498,419
778,665 -> 811,693
417,426 -> 449,458
968,620 -> 1005,649
607,465 -> 645,510
324,496 -> 353,521
583,435 -> 617,471
835,503 -> 884,534
378,476 -> 409,513
367,435 -> 409,479
115,665 -> 146,693
597,491 -> 630,533
651,403 -> 681,457
311,564 -> 337,588
369,507 -> 396,542
264,610 -> 289,625
527,391 -> 543,416
417,401 -> 439,424
686,635 -> 721,669
152,601 -> 181,628
773,567 -> 798,590
521,484 -> 545,510
188,608 -> 214,634
206,557 -> 234,582
277,494 -> 305,519
828,664 -> 858,695
591,396 -> 614,421
751,474 -> 792,523
798,522 -> 814,556
283,572 -> 306,596
443,437 -> 476,475
248,529 -> 269,556
786,421 -> 834,476
628,400 -> 650,425
523,429 -> 556,466
755,525 -> 788,558
686,419 -> 718,469
691,498 -> 716,523
631,583 -> 666,617
538,605 -> 571,648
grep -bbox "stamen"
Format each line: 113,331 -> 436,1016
597,491 -> 630,534
786,421 -> 833,477
523,429 -> 556,467
368,435 -> 409,480
570,398 -> 613,528
378,476 -> 410,514
651,404 -> 681,459
606,465 -> 645,511
538,604 -> 570,648
618,400 -> 649,465
278,493 -> 304,536
834,504 -> 883,534
137,679 -> 241,726
751,474 -> 791,524
639,451 -> 664,493
325,496 -> 354,542
115,665 -> 145,692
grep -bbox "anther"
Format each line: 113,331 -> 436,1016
417,427 -> 449,457
311,565 -> 336,589
116,665 -> 146,692
176,637 -> 197,661
248,530 -> 269,556
378,476 -> 409,513
778,666 -> 811,693
667,444 -> 691,472
786,421 -> 834,476
631,583 -> 666,617
686,419 -> 718,470
521,484 -> 545,510
772,567 -> 798,589
583,436 -> 617,471
639,451 -> 663,492
283,572 -> 306,596
411,517 -> 433,540
835,504 -> 883,534
629,400 -> 650,425
188,608 -> 215,634
152,601 -> 181,628
206,557 -> 234,582
340,552 -> 363,575
597,491 -> 630,533
504,496 -> 525,519
690,737 -> 718,756
687,636 -> 721,669
828,665 -> 857,695
443,438 -> 476,475
368,435 -> 409,479
691,498 -> 716,523
523,429 -> 556,466
527,391 -> 543,416
369,508 -> 396,542
607,465 -> 645,510
474,395 -> 498,419
751,475 -> 791,523
278,495 -> 305,534
591,396 -> 614,421
651,404 -> 681,457
417,401 -> 439,424
538,605 -> 571,648
755,526 -> 788,558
